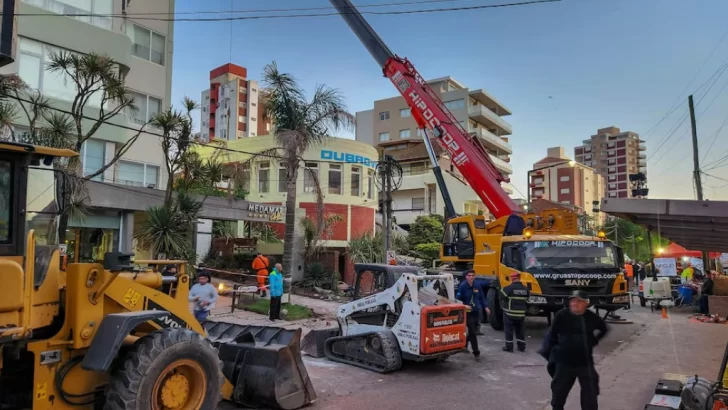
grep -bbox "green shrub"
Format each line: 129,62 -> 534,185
414,242 -> 441,268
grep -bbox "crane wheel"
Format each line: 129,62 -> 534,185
487,288 -> 504,331
104,328 -> 223,410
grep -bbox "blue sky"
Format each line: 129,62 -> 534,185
171,0 -> 728,201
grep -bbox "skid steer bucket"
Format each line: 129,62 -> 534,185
301,327 -> 340,358
203,321 -> 317,410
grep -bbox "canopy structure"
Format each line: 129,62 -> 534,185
600,198 -> 728,253
659,243 -> 722,259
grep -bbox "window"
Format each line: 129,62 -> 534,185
129,23 -> 166,65
351,166 -> 361,196
278,163 -> 287,193
251,117 -> 256,122
560,188 -> 570,194
258,162 -> 270,193
83,139 -> 106,181
378,132 -> 390,142
24,0 -> 112,30
239,116 -> 245,123
399,129 -> 411,139
329,164 -> 342,195
367,169 -> 374,199
559,176 -> 570,182
18,37 -> 104,106
412,197 -> 425,210
304,162 -> 318,193
240,164 -> 251,192
239,102 -> 246,108
128,91 -> 162,125
379,111 -> 390,120
400,108 -> 411,118
116,161 -> 159,188
251,88 -> 257,92
0,160 -> 11,243
417,129 -> 424,138
443,99 -> 465,111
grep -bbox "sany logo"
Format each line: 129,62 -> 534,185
565,279 -> 591,286
407,89 -> 469,167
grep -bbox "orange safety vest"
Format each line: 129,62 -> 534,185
624,264 -> 634,278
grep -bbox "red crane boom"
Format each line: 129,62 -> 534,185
328,0 -> 521,218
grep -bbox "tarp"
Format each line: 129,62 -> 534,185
659,243 -> 721,259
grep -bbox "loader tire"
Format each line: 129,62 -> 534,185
104,328 -> 223,410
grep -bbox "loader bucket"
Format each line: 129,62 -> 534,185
203,321 -> 317,410
301,327 -> 340,358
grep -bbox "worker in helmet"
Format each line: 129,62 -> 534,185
500,271 -> 529,352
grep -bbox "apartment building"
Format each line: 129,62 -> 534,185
199,63 -> 271,142
574,127 -> 647,199
1,0 -> 174,258
355,76 -> 513,225
528,147 -> 605,226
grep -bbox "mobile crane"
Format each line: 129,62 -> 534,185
329,0 -> 629,331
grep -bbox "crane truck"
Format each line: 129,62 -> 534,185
328,0 -> 630,331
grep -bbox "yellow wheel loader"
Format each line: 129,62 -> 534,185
0,141 -> 316,409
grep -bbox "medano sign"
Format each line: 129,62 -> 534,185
320,150 -> 377,168
246,203 -> 284,222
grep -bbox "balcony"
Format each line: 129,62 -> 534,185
489,154 -> 513,175
471,127 -> 512,154
638,154 -> 646,159
468,105 -> 512,136
638,143 -> 646,151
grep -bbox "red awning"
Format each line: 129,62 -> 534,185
659,243 -> 721,259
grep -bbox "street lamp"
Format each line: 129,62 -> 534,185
526,159 -> 577,211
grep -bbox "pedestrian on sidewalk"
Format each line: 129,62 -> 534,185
189,270 -> 218,324
268,263 -> 284,321
457,270 -> 485,362
549,290 -> 608,410
252,252 -> 271,297
500,271 -> 529,352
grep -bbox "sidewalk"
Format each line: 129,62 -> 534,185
560,309 -> 726,410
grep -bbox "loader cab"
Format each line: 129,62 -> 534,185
352,263 -> 421,300
0,141 -> 77,259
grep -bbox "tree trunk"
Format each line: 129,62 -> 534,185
282,164 -> 299,277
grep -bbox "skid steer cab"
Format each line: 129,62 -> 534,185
0,141 -> 315,410
304,263 -> 468,374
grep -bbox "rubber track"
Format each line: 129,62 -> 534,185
103,328 -> 224,409
324,330 -> 402,374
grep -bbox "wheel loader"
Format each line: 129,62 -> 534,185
0,141 -> 316,409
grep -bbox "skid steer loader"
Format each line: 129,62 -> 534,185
0,141 -> 316,409
303,263 -> 468,373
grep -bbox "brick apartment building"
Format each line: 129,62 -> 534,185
199,63 -> 271,141
574,127 -> 646,199
528,147 -> 605,226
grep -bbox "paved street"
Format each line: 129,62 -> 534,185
299,307 -> 725,410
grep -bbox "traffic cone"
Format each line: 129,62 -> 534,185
661,306 -> 668,319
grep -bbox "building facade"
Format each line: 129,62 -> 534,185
199,63 -> 271,142
574,127 -> 647,199
1,0 -> 175,260
355,76 -> 513,225
529,147 -> 605,226
196,135 -> 379,280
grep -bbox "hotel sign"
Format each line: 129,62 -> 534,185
247,203 -> 284,222
321,150 -> 377,168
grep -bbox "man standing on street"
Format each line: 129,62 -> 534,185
549,290 -> 608,410
500,271 -> 529,352
268,263 -> 284,321
457,270 -> 486,362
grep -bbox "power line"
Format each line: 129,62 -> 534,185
700,113 -> 728,164
13,0 -> 561,22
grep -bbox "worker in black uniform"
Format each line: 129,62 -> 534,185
457,270 -> 486,362
548,290 -> 608,410
500,271 -> 529,352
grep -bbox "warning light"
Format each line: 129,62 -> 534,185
597,230 -> 606,238
523,227 -> 534,238
658,247 -> 665,255
218,283 -> 225,292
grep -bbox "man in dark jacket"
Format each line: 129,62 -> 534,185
457,270 -> 486,362
500,271 -> 529,352
549,290 -> 608,410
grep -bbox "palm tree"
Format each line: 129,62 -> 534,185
262,62 -> 354,275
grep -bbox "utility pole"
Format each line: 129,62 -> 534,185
688,94 -> 711,272
384,157 -> 393,259
614,219 -> 619,246
380,158 -> 389,264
